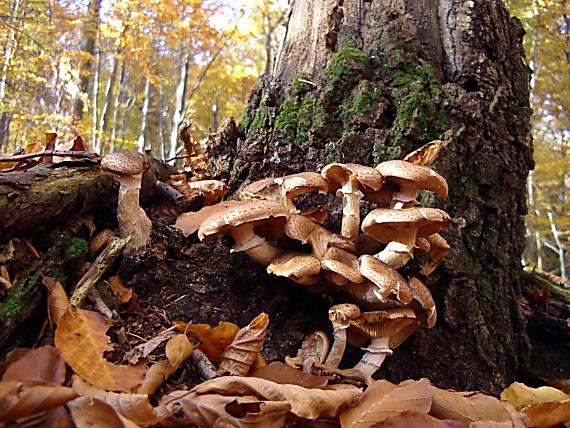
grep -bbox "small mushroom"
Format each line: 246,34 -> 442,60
286,331 -> 330,372
321,163 -> 383,242
376,160 -> 448,208
361,208 -> 450,269
239,173 -> 328,213
324,303 -> 362,367
420,233 -> 450,276
186,180 -> 228,205
100,152 -> 152,252
198,200 -> 288,265
321,247 -> 364,286
267,253 -> 321,286
174,201 -> 239,237
359,255 -> 413,304
285,214 -> 356,259
350,308 -> 420,376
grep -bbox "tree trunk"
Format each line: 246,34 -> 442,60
208,0 -> 533,393
72,0 -> 101,125
0,112 -> 12,154
168,55 -> 190,162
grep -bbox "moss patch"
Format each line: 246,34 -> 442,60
325,43 -> 367,82
341,83 -> 382,125
477,277 -> 494,300
65,237 -> 88,257
274,98 -> 325,142
292,75 -> 314,96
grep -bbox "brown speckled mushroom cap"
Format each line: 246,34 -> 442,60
407,277 -> 437,328
322,163 -> 383,193
328,303 -> 362,328
376,160 -> 448,198
348,308 -> 420,349
285,214 -> 356,256
361,208 -> 450,243
276,172 -> 329,198
359,255 -> 413,304
187,180 -> 228,203
198,200 -> 288,241
267,253 -> 321,286
321,247 -> 364,285
175,201 -> 239,237
101,152 -> 145,175
239,178 -> 281,202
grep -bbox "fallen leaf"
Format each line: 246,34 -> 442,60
403,140 -> 447,166
67,396 -> 140,428
43,277 -> 71,325
524,400 -> 570,427
340,379 -> 432,428
108,276 -> 134,304
0,381 -> 78,423
156,391 -> 290,427
549,379 -> 570,395
430,386 -> 527,427
137,334 -> 193,395
251,361 -> 332,388
192,376 -> 362,420
2,346 -> 65,385
219,313 -> 269,376
125,330 -> 177,365
72,376 -> 157,426
501,382 -> 569,410
175,320 -> 240,364
371,410 -> 463,427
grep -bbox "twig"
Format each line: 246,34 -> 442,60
192,349 -> 218,380
88,287 -> 114,319
0,150 -> 100,163
70,237 -> 130,307
164,154 -> 192,163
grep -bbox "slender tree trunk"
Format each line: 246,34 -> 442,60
210,0 -> 533,393
91,36 -> 101,150
72,0 -> 101,125
0,112 -> 12,154
0,0 -> 20,106
98,55 -> 120,154
138,79 -> 150,152
168,55 -> 190,162
109,61 -> 128,150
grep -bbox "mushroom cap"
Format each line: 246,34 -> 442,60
175,201 -> 239,237
321,163 -> 383,193
407,277 -> 437,328
328,303 -> 362,327
420,233 -> 450,276
321,247 -> 364,285
415,238 -> 431,254
349,308 -> 420,349
276,172 -> 329,197
359,255 -> 413,304
239,178 -> 281,202
284,214 -> 356,255
361,207 -> 450,243
286,331 -> 330,368
267,253 -> 321,286
101,152 -> 145,175
198,200 -> 288,241
376,160 -> 448,198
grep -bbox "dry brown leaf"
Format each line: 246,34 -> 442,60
174,321 -> 240,364
251,361 -> 332,388
219,313 -> 269,376
72,376 -> 157,427
501,381 -> 569,410
192,376 -> 361,420
0,381 -> 78,423
371,411 -> 464,427
403,140 -> 447,166
43,277 -> 71,325
137,334 -> 193,395
340,378 -> 432,428
524,400 -> 570,427
108,276 -> 134,304
156,391 -> 290,428
430,386 -> 527,427
67,396 -> 141,428
2,346 -> 65,385
125,331 -> 177,365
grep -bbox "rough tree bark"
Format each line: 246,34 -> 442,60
208,0 -> 533,393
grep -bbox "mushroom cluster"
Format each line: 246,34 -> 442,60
179,148 -> 451,377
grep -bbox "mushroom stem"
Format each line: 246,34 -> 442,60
339,177 -> 364,242
373,227 -> 417,269
324,327 -> 347,367
244,242 -> 283,266
353,337 -> 392,375
230,223 -> 266,252
117,173 -> 152,252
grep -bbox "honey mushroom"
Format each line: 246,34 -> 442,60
361,207 -> 450,269
198,200 -> 288,266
